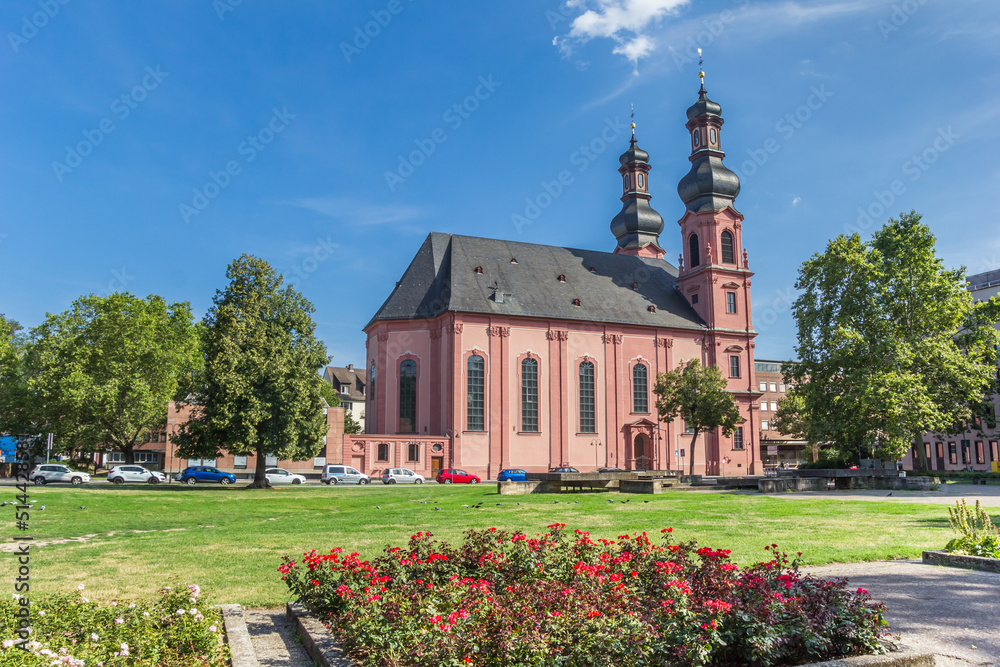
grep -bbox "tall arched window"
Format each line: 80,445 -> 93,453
579,361 -> 595,433
370,361 -> 376,409
466,355 -> 485,431
689,234 -> 700,268
633,364 -> 648,413
521,358 -> 539,433
398,360 -> 416,433
721,230 -> 735,264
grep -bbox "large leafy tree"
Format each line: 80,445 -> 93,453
10,295 -> 201,462
0,315 -> 34,446
174,255 -> 331,487
786,212 -> 1000,470
654,359 -> 741,476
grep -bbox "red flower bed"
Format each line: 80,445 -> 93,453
280,525 -> 891,666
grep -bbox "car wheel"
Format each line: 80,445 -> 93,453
444,479 -> 452,484
148,477 -> 159,485
71,477 -> 83,485
33,477 -> 46,485
111,477 -> 124,485
292,478 -> 302,484
414,478 -> 423,485
185,477 -> 197,485
220,477 -> 231,485
360,479 -> 369,485
470,478 -> 479,484
390,479 -> 397,484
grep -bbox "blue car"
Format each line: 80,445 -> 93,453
497,468 -> 528,482
174,466 -> 236,485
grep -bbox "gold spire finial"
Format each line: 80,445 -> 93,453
698,48 -> 705,84
630,103 -> 635,136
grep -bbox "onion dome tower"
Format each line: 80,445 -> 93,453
611,118 -> 665,259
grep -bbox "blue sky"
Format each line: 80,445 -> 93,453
1,0 -> 997,366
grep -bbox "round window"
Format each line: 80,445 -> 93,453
432,443 -> 443,452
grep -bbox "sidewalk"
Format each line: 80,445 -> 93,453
804,560 -> 1000,665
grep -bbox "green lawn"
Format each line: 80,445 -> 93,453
0,484 -> 966,606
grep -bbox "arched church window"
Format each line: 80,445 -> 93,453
521,358 -> 538,433
638,173 -> 644,188
398,360 -> 417,433
377,443 -> 389,462
693,130 -> 700,147
689,234 -> 700,268
579,361 -> 595,433
721,231 -> 735,264
633,364 -> 648,413
370,361 -> 376,409
467,355 -> 485,431
710,128 -> 717,144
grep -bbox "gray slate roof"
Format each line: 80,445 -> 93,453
367,233 -> 707,331
323,366 -> 367,402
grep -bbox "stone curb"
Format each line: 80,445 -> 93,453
287,602 -> 937,667
922,549 -> 1000,573
287,602 -> 357,667
220,604 -> 261,667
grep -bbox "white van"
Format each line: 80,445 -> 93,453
321,464 -> 370,485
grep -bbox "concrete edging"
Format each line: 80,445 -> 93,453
287,602 -> 935,666
922,549 -> 1000,573
219,604 -> 261,667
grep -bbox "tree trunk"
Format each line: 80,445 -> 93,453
124,441 -> 135,465
913,430 -> 929,473
689,428 -> 700,476
247,447 -> 270,488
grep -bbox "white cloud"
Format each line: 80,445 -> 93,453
556,0 -> 690,66
792,196 -> 801,206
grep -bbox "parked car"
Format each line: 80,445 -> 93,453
597,467 -> 624,473
107,465 -> 166,485
435,469 -> 480,484
321,464 -> 370,485
29,464 -> 91,485
174,466 -> 236,485
497,468 -> 528,482
381,468 -> 425,484
265,468 -> 306,485
549,466 -> 580,474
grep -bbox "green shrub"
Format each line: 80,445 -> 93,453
0,584 -> 228,666
945,499 -> 1000,558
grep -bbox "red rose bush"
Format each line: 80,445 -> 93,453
280,525 -> 891,666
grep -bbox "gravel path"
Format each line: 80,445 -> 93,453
756,483 -> 1000,507
803,560 -> 1000,665
244,607 -> 314,667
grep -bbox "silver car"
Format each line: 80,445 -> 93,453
265,468 -> 306,485
381,468 -> 425,484
29,464 -> 91,485
321,464 -> 370,485
107,465 -> 166,485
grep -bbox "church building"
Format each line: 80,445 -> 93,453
357,78 -> 761,478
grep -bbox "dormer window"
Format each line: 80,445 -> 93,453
510,258 -> 518,264
572,298 -> 581,307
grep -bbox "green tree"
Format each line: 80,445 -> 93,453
786,212 -> 1000,470
654,359 -> 741,476
344,411 -> 363,435
318,380 -> 341,408
0,315 -> 33,444
12,294 -> 201,462
174,255 -> 331,487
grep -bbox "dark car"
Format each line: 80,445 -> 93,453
597,467 -> 624,473
549,466 -> 580,474
497,468 -> 528,482
435,468 -> 481,484
174,466 -> 236,485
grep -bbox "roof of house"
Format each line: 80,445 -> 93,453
366,232 -> 708,331
323,366 -> 367,402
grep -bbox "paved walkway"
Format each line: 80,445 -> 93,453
756,483 -> 1000,507
244,607 -> 313,667
804,560 -> 1000,666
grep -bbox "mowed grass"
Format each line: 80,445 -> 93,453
0,484 -> 960,606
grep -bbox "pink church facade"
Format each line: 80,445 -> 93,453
354,81 -> 763,479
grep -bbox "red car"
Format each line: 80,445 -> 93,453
436,468 -> 481,484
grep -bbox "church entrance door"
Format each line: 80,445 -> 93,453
633,434 -> 652,471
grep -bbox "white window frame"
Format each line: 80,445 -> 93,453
761,420 -> 769,431
233,455 -> 248,469
769,382 -> 777,392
